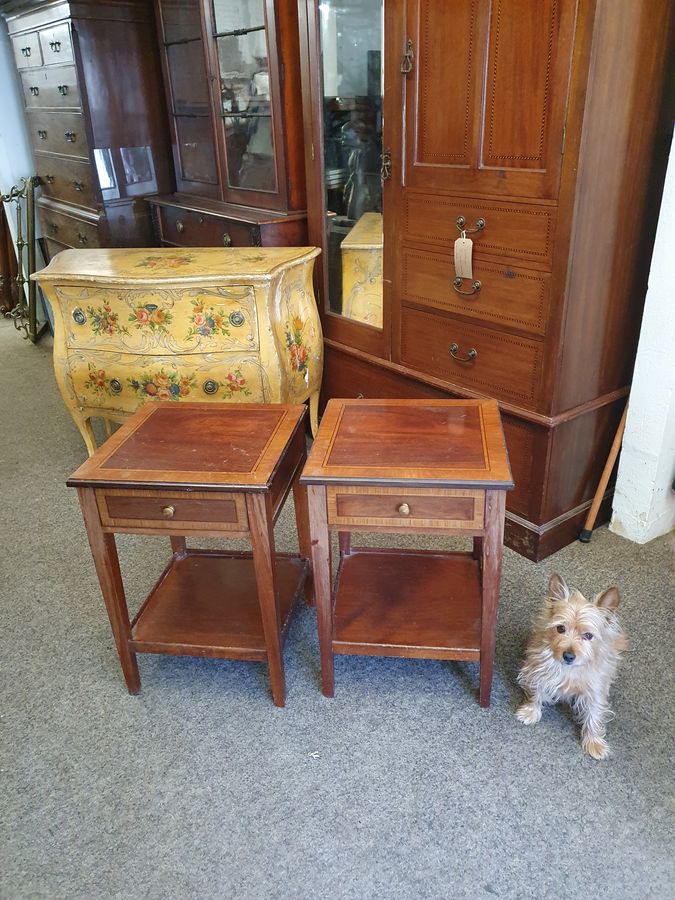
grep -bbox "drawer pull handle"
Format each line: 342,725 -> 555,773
398,502 -> 411,516
21,46 -> 31,57
57,84 -> 69,96
109,378 -> 122,394
202,379 -> 219,395
73,180 -> 84,191
48,222 -> 59,233
456,216 -> 485,234
38,129 -> 47,139
222,232 -> 232,247
72,307 -> 86,325
449,343 -> 477,362
77,232 -> 88,244
161,505 -> 176,519
50,40 -> 61,52
183,142 -> 197,149
228,310 -> 245,327
44,174 -> 55,184
453,277 -> 482,297
29,86 -> 39,95
64,131 -> 76,142
175,219 -> 184,233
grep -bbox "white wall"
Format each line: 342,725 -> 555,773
611,136 -> 675,544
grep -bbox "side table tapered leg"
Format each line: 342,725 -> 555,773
307,484 -> 334,696
292,461 -> 314,605
479,490 -> 506,708
76,487 -> 140,693
247,491 -> 286,707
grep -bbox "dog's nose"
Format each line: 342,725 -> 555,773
562,651 -> 576,664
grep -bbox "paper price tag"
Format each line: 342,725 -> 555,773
454,234 -> 473,279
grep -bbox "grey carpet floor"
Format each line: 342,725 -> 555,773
1,317 -> 673,900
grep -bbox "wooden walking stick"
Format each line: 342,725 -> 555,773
579,403 -> 629,542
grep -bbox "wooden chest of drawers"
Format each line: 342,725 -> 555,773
4,0 -> 172,253
32,247 -> 323,453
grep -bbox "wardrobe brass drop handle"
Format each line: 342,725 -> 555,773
77,232 -> 88,244
29,86 -> 39,95
161,505 -> 175,519
73,180 -> 84,191
175,219 -> 184,233
49,40 -> 61,52
21,46 -> 31,56
57,84 -> 69,96
44,174 -> 55,184
222,232 -> 232,247
453,277 -> 481,296
456,216 -> 485,234
64,131 -> 76,142
449,343 -> 477,362
37,129 -> 47,139
398,502 -> 411,516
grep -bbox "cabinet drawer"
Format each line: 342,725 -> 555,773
21,65 -> 81,109
403,193 -> 556,269
39,205 -> 100,249
11,32 -> 42,69
60,282 -> 258,353
63,349 -> 266,412
157,204 -> 257,248
28,110 -> 88,159
400,306 -> 544,409
36,153 -> 97,209
38,23 -> 74,65
327,486 -> 484,531
96,488 -> 248,532
401,247 -> 551,337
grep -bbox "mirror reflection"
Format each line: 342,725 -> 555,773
320,0 -> 383,328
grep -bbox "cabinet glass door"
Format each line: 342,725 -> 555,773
212,0 -> 277,193
319,0 -> 383,329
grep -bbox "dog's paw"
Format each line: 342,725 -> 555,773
516,703 -> 542,725
582,736 -> 610,760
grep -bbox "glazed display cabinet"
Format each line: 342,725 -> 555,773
148,0 -> 308,250
298,0 -> 673,559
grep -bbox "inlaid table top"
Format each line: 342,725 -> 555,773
67,401 -> 307,491
301,398 -> 513,489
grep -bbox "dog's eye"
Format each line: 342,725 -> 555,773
582,632 -> 594,641
556,625 -> 566,634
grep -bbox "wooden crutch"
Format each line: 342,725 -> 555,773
579,403 -> 629,542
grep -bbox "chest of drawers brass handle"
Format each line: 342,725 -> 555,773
49,40 -> 61,52
175,219 -> 184,233
449,343 -> 477,362
57,84 -> 69,96
222,232 -> 232,247
453,277 -> 482,297
161,505 -> 175,519
64,131 -> 76,142
21,46 -> 31,57
398,502 -> 411,516
456,216 -> 485,234
44,174 -> 55,184
38,129 -> 47,139
29,86 -> 39,95
77,232 -> 88,244
73,180 -> 84,191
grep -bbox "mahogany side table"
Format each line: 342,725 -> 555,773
300,398 -> 513,707
67,402 -> 312,707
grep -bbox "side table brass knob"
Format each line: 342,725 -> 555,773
398,502 -> 411,516
161,505 -> 175,518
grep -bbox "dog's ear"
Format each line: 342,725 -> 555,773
547,573 -> 570,602
594,586 -> 620,611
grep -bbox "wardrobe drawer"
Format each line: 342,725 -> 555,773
403,193 -> 556,269
36,154 -> 97,209
327,486 -> 484,531
28,110 -> 88,159
11,32 -> 42,69
39,206 -> 100,249
96,489 -> 248,532
156,205 -> 257,248
400,306 -> 544,409
401,247 -> 551,337
21,65 -> 81,109
38,23 -> 74,65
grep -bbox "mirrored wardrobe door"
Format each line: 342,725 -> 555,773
300,0 -> 391,359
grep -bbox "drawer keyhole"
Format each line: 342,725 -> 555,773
161,505 -> 175,519
398,502 -> 411,516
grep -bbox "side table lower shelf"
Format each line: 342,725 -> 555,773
333,549 -> 481,660
130,550 -> 308,660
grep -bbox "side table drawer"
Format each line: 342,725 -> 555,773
327,486 -> 484,531
96,489 -> 248,532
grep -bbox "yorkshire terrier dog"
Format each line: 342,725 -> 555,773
516,573 -> 627,760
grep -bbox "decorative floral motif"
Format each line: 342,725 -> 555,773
84,363 -> 113,394
134,254 -> 196,270
285,315 -> 310,374
128,303 -> 173,332
223,368 -> 252,397
128,369 -> 196,401
186,300 -> 231,340
86,303 -> 129,337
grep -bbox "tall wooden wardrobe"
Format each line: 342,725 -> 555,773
299,0 -> 673,559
